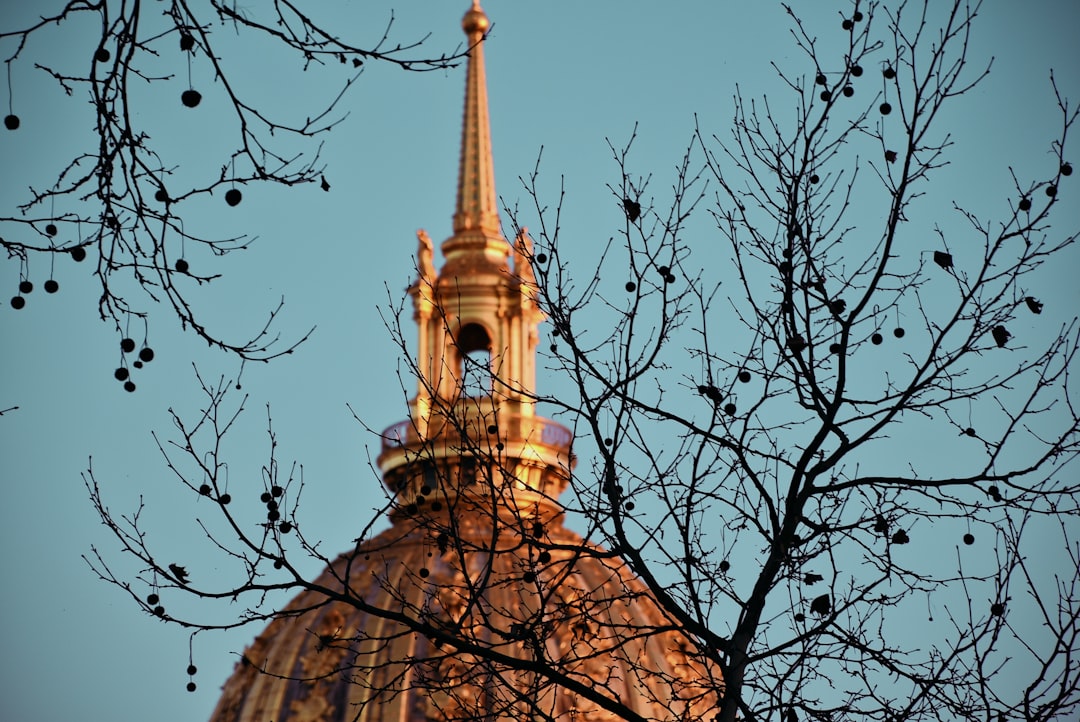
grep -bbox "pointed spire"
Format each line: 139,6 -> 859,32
453,1 -> 500,237
377,3 -> 573,504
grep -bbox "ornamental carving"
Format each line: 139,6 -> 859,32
287,606 -> 351,722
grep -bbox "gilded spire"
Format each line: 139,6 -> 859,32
453,1 -> 500,236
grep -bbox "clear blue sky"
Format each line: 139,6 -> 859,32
1,2 -> 1078,720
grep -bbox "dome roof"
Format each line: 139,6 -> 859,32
210,510 -> 720,721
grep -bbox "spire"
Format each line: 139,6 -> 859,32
384,0 -> 563,490
453,1 -> 499,237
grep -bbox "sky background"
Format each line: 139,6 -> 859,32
2,1 -> 1079,720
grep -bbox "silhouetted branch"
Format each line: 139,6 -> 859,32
83,2 -> 1078,720
2,1 -> 463,383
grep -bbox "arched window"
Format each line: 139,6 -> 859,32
456,323 -> 492,397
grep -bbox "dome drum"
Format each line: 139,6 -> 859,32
378,409 -> 574,522
378,407 -> 573,475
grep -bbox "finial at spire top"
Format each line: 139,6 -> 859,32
462,1 -> 490,35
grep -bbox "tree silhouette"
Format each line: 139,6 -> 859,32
1,1 -> 461,375
84,2 -> 1079,721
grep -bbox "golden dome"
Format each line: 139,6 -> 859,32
208,3 -> 722,719
210,509 -> 720,721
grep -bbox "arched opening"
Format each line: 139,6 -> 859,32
455,323 -> 492,397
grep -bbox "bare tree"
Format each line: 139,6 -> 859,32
85,2 -> 1079,721
1,1 -> 460,379
513,1 -> 1080,719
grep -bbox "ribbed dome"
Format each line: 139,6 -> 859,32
211,505 -> 719,721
